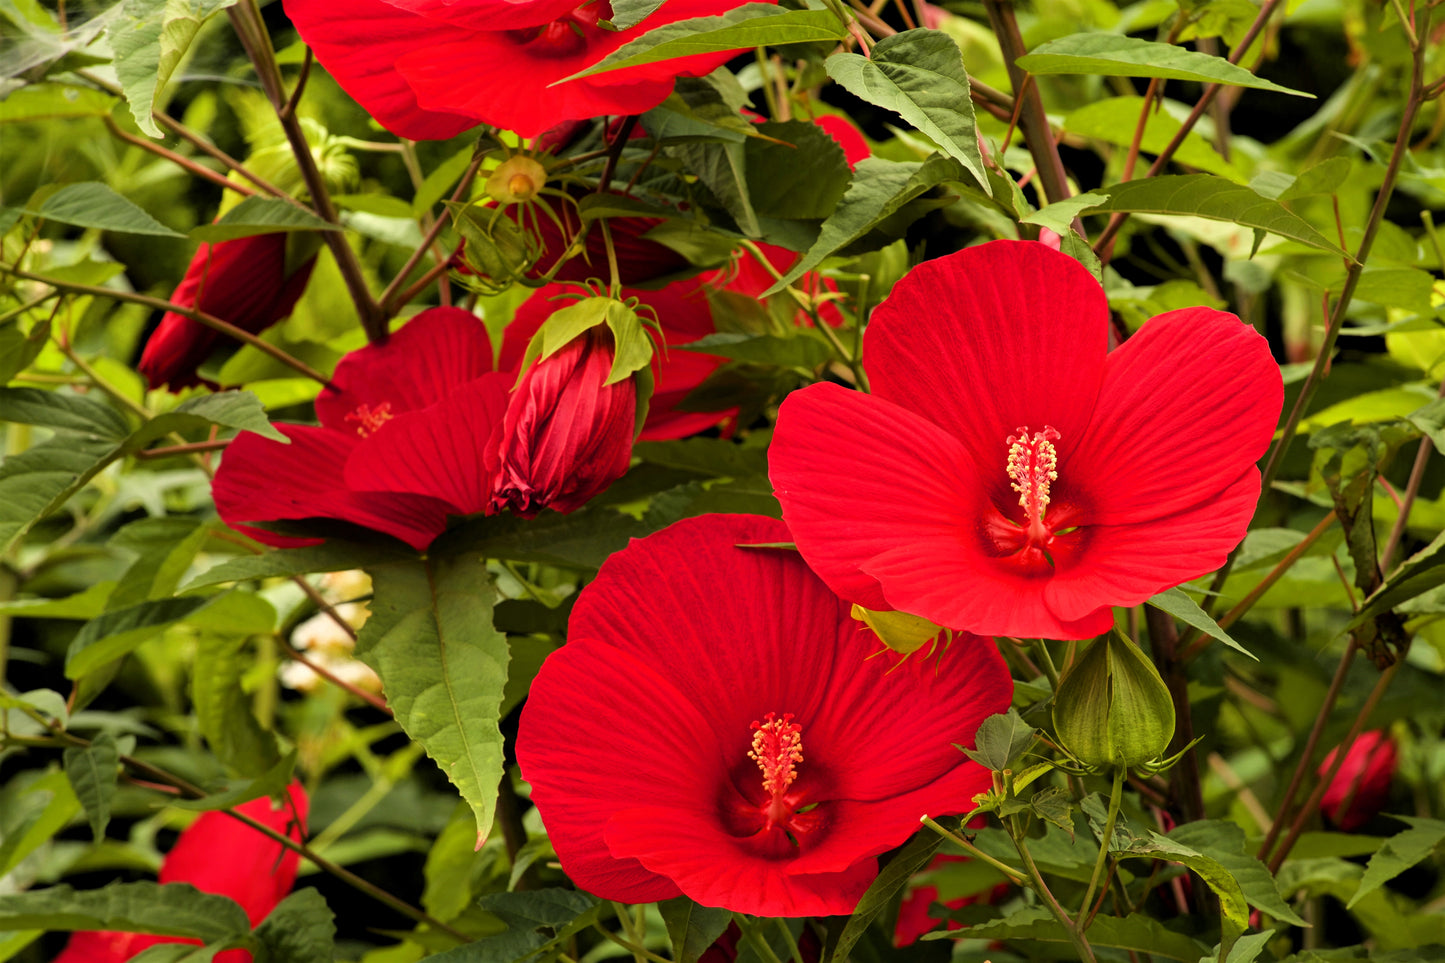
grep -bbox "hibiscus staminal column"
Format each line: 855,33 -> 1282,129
1007,425 -> 1060,552
750,713 -> 806,831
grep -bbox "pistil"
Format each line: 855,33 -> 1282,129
1006,425 -> 1060,545
749,713 -> 803,825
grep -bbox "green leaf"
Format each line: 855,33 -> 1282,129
31,182 -> 186,237
169,750 -> 298,811
189,196 -> 337,242
745,120 -> 854,220
193,633 -> 281,777
128,391 -> 288,448
62,733 -> 119,843
570,4 -> 845,78
1167,820 -> 1308,925
65,596 -> 217,679
829,826 -> 945,963
422,804 -> 481,922
355,555 -> 511,845
182,540 -> 415,591
658,897 -> 733,963
1020,192 -> 1111,236
963,708 -> 1038,771
1147,587 -> 1256,659
672,139 -> 759,236
825,30 -> 988,193
432,496 -> 686,569
109,518 -> 212,610
1030,786 -> 1076,835
1090,174 -> 1342,253
0,317 -> 51,383
1407,397 -> 1445,451
603,0 -> 666,29
1063,98 -> 1241,180
0,882 -> 252,944
1251,156 -> 1353,201
762,154 -> 965,296
0,386 -> 131,437
1349,817 -> 1445,909
1351,527 -> 1445,629
0,582 -> 116,619
254,889 -> 336,963
109,0 -> 239,138
0,770 -> 81,879
427,890 -> 601,962
0,435 -> 127,552
1017,33 -> 1312,97
957,906 -> 1209,961
0,84 -> 117,122
679,331 -> 833,368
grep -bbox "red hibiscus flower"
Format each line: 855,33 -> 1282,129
500,279 -> 731,441
213,306 -> 510,551
769,240 -> 1283,640
285,0 -> 767,140
491,326 -> 637,516
1319,730 -> 1398,831
516,513 -> 1012,917
139,234 -> 315,391
55,786 -> 307,963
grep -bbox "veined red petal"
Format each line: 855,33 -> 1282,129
1066,306 -> 1283,525
316,307 -> 495,433
1041,468 -> 1262,622
213,425 -> 453,551
863,240 -> 1108,471
344,374 -> 511,516
283,0 -> 481,140
381,0 -> 582,31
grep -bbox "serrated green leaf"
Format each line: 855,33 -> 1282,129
189,196 -> 337,242
679,331 -> 833,368
129,391 -> 288,449
1168,820 -> 1308,925
108,518 -> 211,610
956,906 -> 1209,961
826,30 -> 988,193
1147,587 -> 1256,659
745,120 -> 854,219
1030,786 -> 1075,835
1349,817 -> 1445,909
964,708 -> 1038,771
426,890 -> 601,962
0,317 -> 51,382
603,0 -> 666,29
193,633 -> 280,777
1017,33 -> 1312,96
1351,527 -> 1445,629
423,804 -> 481,922
355,555 -> 510,847
0,881 -> 251,943
1091,174 -> 1342,253
63,733 -> 119,843
31,182 -> 186,237
0,386 -> 131,437
109,0 -> 238,138
570,5 -> 845,78
0,770 -> 81,879
658,898 -> 732,963
1020,192 -> 1110,236
672,138 -> 759,236
0,434 -> 125,552
254,889 -> 336,963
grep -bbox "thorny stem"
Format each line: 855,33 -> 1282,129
13,714 -> 466,941
1267,658 -> 1401,871
228,0 -> 386,342
2,266 -> 332,386
379,150 -> 487,316
982,0 -> 1083,236
1079,767 -> 1125,920
1256,638 -> 1359,862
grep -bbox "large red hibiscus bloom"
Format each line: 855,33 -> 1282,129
517,514 -> 1011,916
55,786 -> 307,963
285,0 -> 767,140
213,307 -> 510,551
769,240 -> 1283,640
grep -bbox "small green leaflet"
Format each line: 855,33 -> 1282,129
190,196 -> 337,242
1147,587 -> 1256,660
29,182 -> 185,237
1017,34 -> 1313,97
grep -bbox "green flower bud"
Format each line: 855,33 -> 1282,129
1052,629 -> 1175,771
487,156 -> 548,204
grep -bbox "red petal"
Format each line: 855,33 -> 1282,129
1065,307 -> 1283,525
213,426 -> 453,550
382,0 -> 580,30
344,374 -> 510,515
1041,469 -> 1262,622
604,805 -> 879,917
395,0 -> 769,138
864,240 -> 1108,471
159,785 -> 308,925
283,0 -> 481,140
814,115 -> 870,169
315,307 -> 495,433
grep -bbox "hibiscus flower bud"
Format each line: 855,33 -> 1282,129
490,325 -> 638,517
1052,630 -> 1176,771
1318,730 -> 1398,831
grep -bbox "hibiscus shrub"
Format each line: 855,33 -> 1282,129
2,0 -> 1444,960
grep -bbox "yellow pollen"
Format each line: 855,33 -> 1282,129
345,402 -> 395,438
749,713 -> 803,797
508,173 -> 537,200
1006,425 -> 1060,523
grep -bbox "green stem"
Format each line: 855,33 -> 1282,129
1031,639 -> 1061,689
1079,767 -> 1125,920
775,918 -> 805,963
1009,818 -> 1098,963
919,816 -> 1028,885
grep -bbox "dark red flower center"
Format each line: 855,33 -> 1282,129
345,402 -> 394,438
981,425 -> 1084,574
720,713 -> 825,855
508,1 -> 608,58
